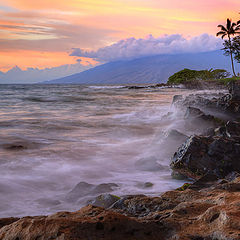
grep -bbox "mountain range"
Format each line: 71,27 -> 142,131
43,50 -> 234,85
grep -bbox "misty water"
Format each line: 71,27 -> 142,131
0,84 -> 198,217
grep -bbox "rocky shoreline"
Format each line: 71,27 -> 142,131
0,82 -> 240,240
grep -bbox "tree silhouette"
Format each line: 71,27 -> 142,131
233,36 -> 240,64
217,18 -> 240,76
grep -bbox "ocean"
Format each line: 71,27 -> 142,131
0,84 -> 193,217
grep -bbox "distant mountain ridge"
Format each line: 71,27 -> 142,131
0,64 -> 91,84
42,51 -> 233,85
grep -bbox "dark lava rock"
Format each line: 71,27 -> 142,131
143,182 -> 154,188
225,121 -> 240,137
1,141 -> 40,151
173,93 -> 223,110
154,83 -> 167,88
184,107 -> 204,119
127,86 -> 146,89
228,81 -> 240,100
203,121 -> 240,138
88,194 -> 121,209
171,171 -> 189,180
173,91 -> 240,121
189,173 -> 219,190
110,194 -> 178,217
67,182 -> 119,202
172,95 -> 183,105
171,134 -> 240,180
4,144 -> 27,150
136,182 -> 154,189
184,107 -> 219,125
182,107 -> 223,134
216,88 -> 240,115
202,127 -> 215,136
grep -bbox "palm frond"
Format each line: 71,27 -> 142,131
227,18 -> 231,30
217,25 -> 227,32
221,34 -> 227,39
216,31 -> 226,36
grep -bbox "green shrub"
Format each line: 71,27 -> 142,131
167,68 -> 230,85
219,76 -> 239,85
168,69 -> 199,84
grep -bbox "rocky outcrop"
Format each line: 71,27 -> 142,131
172,82 -> 240,118
1,175 -> 240,240
171,121 -> 240,180
183,79 -> 227,90
170,87 -> 240,180
228,81 -> 240,101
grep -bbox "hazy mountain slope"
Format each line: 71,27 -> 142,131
43,51 -> 233,84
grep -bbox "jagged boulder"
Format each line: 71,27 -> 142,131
171,134 -> 240,180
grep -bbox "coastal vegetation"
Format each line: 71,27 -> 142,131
167,68 -> 230,84
168,17 -> 240,86
217,18 -> 240,76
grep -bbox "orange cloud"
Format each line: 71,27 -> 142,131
0,50 -> 97,72
0,0 -> 239,70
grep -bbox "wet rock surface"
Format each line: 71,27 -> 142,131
171,132 -> 240,180
66,182 -> 119,202
229,81 -> 240,101
87,194 -> 121,209
1,176 -> 240,240
171,86 -> 240,180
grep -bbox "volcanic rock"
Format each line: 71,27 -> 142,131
1,176 -> 240,239
88,194 -> 121,209
171,134 -> 240,180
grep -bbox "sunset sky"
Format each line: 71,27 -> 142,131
0,0 -> 239,72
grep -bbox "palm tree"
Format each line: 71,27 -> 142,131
217,19 -> 240,76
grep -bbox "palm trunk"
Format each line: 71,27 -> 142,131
228,36 -> 237,77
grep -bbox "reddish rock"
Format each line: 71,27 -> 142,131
1,177 -> 240,240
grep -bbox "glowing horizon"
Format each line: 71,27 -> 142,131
0,0 -> 239,71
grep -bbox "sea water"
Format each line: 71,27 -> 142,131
0,84 -> 193,217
